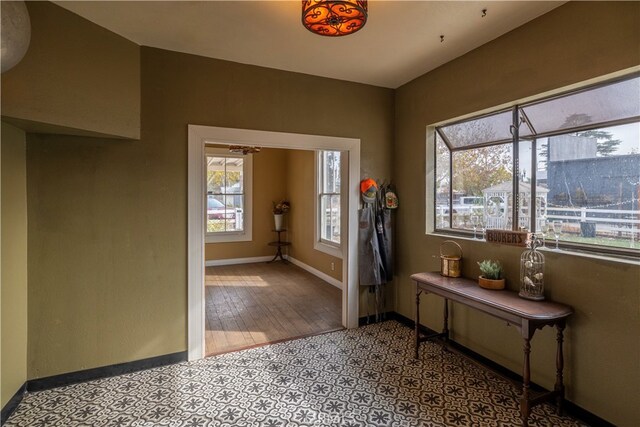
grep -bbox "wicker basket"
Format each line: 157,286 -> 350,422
440,240 -> 462,277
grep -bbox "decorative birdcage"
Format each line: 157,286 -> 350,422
519,236 -> 545,300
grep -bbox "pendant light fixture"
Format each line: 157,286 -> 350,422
302,0 -> 368,37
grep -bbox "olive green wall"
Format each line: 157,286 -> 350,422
24,45 -> 394,379
0,1 -> 140,139
394,2 -> 640,425
287,150 -> 342,281
205,148 -> 288,261
1,123 -> 28,407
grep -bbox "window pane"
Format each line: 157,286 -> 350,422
223,194 -> 244,232
439,109 -> 514,149
522,76 -> 640,135
207,156 -> 225,194
225,157 -> 243,194
322,151 -> 341,193
540,123 -> 640,250
517,140 -> 533,232
452,144 -> 512,230
329,194 -> 341,244
207,194 -> 226,233
321,195 -> 330,241
320,194 -> 341,244
435,132 -> 451,229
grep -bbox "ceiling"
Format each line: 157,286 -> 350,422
53,1 -> 565,89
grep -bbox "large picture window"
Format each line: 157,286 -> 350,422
206,147 -> 252,243
434,74 -> 640,256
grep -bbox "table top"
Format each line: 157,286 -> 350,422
411,272 -> 573,321
268,241 -> 291,247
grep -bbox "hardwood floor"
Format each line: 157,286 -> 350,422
205,261 -> 342,356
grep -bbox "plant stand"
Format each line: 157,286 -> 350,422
268,229 -> 290,263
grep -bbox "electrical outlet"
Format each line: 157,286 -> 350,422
330,262 -> 335,271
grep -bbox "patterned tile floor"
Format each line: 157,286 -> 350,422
6,321 -> 585,427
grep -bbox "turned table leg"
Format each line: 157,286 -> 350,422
442,298 -> 449,342
555,323 -> 566,415
414,288 -> 422,359
521,337 -> 531,427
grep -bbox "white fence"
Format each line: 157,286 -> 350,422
546,207 -> 639,238
436,205 -> 640,239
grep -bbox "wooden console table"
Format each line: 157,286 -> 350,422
411,272 -> 573,427
268,229 -> 290,263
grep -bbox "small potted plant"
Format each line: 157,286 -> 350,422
477,260 -> 505,290
272,200 -> 290,231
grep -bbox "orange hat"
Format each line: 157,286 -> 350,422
360,178 -> 378,194
360,178 -> 378,203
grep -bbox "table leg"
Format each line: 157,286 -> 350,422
414,288 -> 422,359
442,298 -> 449,342
521,337 -> 531,427
554,323 -> 566,415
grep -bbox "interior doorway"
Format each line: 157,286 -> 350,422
188,125 -> 360,361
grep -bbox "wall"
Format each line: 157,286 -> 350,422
394,2 -> 640,425
1,123 -> 28,407
205,148 -> 288,261
287,150 -> 342,281
23,44 -> 394,379
0,2 -> 140,139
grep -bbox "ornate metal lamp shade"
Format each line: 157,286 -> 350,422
302,0 -> 368,37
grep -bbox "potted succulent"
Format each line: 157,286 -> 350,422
477,260 -> 506,290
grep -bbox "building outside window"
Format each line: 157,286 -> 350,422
316,150 -> 343,257
434,74 -> 640,256
206,147 -> 253,243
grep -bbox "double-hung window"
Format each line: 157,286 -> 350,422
434,74 -> 640,257
315,150 -> 343,257
205,147 -> 253,243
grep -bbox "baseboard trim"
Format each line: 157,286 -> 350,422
205,256 -> 273,267
287,256 -> 342,290
391,311 -> 615,427
1,382 -> 26,425
27,351 -> 187,392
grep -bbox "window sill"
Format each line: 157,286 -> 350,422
314,240 -> 343,259
428,231 -> 640,266
206,231 -> 252,244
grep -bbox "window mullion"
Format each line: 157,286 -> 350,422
448,148 -> 453,229
511,106 -> 520,231
531,138 -> 537,233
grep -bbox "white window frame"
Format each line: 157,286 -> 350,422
428,70 -> 640,260
205,147 -> 253,243
314,150 -> 344,259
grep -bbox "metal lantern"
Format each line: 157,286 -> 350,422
519,236 -> 545,300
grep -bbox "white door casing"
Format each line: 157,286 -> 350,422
187,125 -> 360,361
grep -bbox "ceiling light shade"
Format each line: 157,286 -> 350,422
302,1 -> 367,37
1,1 -> 31,73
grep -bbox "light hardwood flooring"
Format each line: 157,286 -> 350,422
205,261 -> 342,356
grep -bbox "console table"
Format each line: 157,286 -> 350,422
411,272 -> 573,427
268,229 -> 290,263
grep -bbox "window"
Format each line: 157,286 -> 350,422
434,74 -> 640,256
315,150 -> 343,257
205,147 -> 252,243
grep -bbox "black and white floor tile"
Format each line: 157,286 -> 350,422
6,321 -> 585,426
